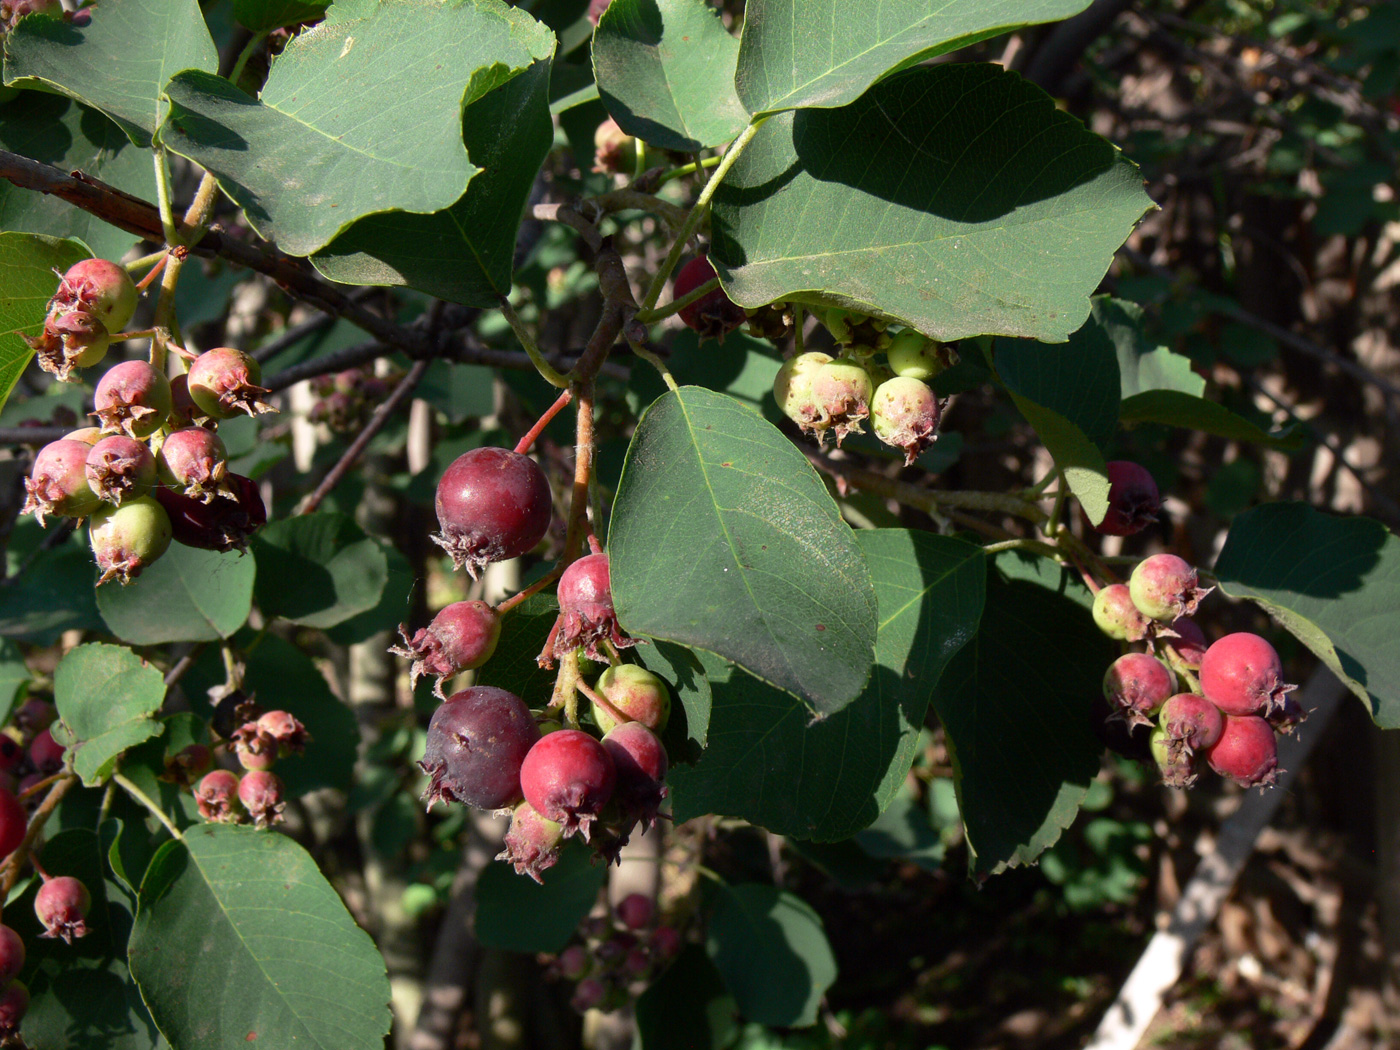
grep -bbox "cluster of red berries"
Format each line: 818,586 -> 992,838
549,893 -> 682,1013
0,868 -> 93,1037
192,696 -> 307,828
21,259 -> 271,583
0,699 -> 65,800
1093,552 -> 1300,789
308,367 -> 398,433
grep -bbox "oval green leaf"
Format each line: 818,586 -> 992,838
592,0 -> 748,151
1215,502 -> 1400,727
735,0 -> 1092,115
610,386 -> 877,716
97,542 -> 255,644
54,642 -> 166,786
249,512 -> 389,629
710,64 -> 1155,344
129,824 -> 391,1050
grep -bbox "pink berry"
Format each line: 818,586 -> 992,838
1199,632 -> 1297,718
0,980 -> 27,1038
810,358 -> 873,446
420,687 -> 539,811
1128,553 -> 1211,622
586,0 -> 611,25
615,892 -> 653,930
673,256 -> 745,340
431,447 -> 552,578
592,117 -> 636,176
0,926 -> 23,986
1091,583 -> 1151,642
869,376 -> 940,465
255,710 -> 308,757
157,426 -> 228,500
22,438 -> 103,524
519,729 -> 616,841
85,434 -> 157,505
35,874 -> 91,942
773,351 -> 834,437
93,360 -> 173,439
53,257 -> 138,332
496,801 -> 564,884
601,721 -> 668,834
27,308 -> 110,381
390,600 -> 502,697
0,788 -> 26,856
1205,714 -> 1279,788
555,553 -> 634,662
237,770 -> 286,828
1102,652 -> 1176,727
89,496 -> 173,585
29,727 -> 64,774
593,664 -> 670,733
164,743 -> 213,785
1096,461 -> 1160,536
186,347 -> 274,419
194,769 -> 246,822
1158,692 -> 1224,754
1160,617 -> 1208,673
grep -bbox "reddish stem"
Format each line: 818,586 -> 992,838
496,564 -> 564,617
134,252 -> 169,291
574,676 -> 629,728
515,389 -> 573,456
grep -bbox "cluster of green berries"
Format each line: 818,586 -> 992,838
192,693 -> 308,828
549,894 -> 683,1014
21,259 -> 271,584
1093,553 -> 1301,789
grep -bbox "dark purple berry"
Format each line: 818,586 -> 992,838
673,256 -> 745,340
390,600 -> 502,697
154,473 -> 265,552
420,687 -> 539,811
89,495 -> 173,585
616,892 -> 653,930
22,438 -> 103,524
1096,461 -> 1160,536
187,347 -> 274,419
555,553 -> 634,661
92,360 -> 172,439
432,447 -> 552,578
29,727 -> 64,774
519,729 -> 615,840
1199,632 -> 1296,718
85,434 -> 157,505
497,801 -> 564,884
35,875 -> 91,942
0,788 -> 27,856
238,770 -> 286,828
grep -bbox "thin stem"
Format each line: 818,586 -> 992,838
113,773 -> 183,841
495,565 -> 564,617
807,450 -> 1048,522
640,117 -> 767,311
499,296 -> 570,388
562,383 -> 596,563
17,772 -> 64,801
552,649 -> 582,729
1179,667 -> 1203,694
152,150 -> 181,249
515,389 -> 573,455
132,252 -> 169,291
634,275 -> 719,324
1042,470 -> 1067,539
125,249 -> 167,276
654,155 -> 721,187
981,537 -> 1064,559
228,30 -> 270,86
627,336 -> 679,392
574,677 -> 628,727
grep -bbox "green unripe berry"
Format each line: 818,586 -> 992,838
886,329 -> 948,381
593,664 -> 671,734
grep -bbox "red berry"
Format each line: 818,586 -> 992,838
167,373 -> 204,428
1158,692 -> 1224,754
0,787 -> 26,857
496,801 -> 564,884
155,473 -> 266,552
163,743 -> 213,785
601,721 -> 668,830
22,438 -> 103,525
35,874 -> 91,942
0,980 -> 27,1038
593,664 -> 670,733
1205,714 -> 1279,788
390,600 -> 502,697
157,426 -> 228,500
187,347 -> 274,419
92,360 -> 172,439
519,729 -> 615,840
615,892 -> 653,930
255,710 -> 308,757
194,769 -> 245,822
650,925 -> 681,959
420,687 -> 539,811
53,257 -> 138,333
673,256 -> 745,340
85,434 -> 157,505
1150,726 -> 1198,788
237,770 -> 286,828
1199,632 -> 1297,718
1096,461 -> 1160,536
870,376 -> 940,465
13,699 -> 54,736
1128,553 -> 1211,622
1102,652 -> 1176,727
231,722 -> 277,771
29,727 -> 64,774
1091,583 -> 1151,642
432,448 -> 552,578
89,495 -> 173,585
555,553 -> 634,661
0,926 -> 23,987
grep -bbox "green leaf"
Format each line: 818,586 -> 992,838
592,0 -> 748,151
416,361 -> 497,424
160,0 -> 553,257
0,232 -> 90,414
1215,502 -> 1400,727
931,553 -> 1114,876
5,0 -> 218,147
0,536 -> 104,644
129,824 -> 391,1050
324,540 -> 416,646
476,592 -> 560,703
852,791 -> 944,871
996,329 -> 1119,525
96,543 -> 255,644
635,945 -> 738,1050
249,512 -> 389,629
233,0 -> 331,33
710,64 -> 1154,344
0,93 -> 158,261
705,883 -> 836,1027
311,55 -> 554,303
475,841 -> 609,952
610,386 -> 877,716
1119,389 -> 1303,450
669,530 -> 984,840
734,0 -> 1092,115
54,642 -> 166,786
0,639 -> 28,728
1094,296 -> 1204,399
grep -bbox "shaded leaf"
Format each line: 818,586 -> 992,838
635,945 -> 738,1050
475,841 -> 608,952
1119,389 -> 1302,450
610,386 -> 877,716
233,0 -> 330,33
636,639 -> 710,765
54,642 -> 165,785
0,233 -> 90,414
0,639 -> 29,728
97,543 -> 255,644
249,512 -> 389,629
711,64 -> 1154,344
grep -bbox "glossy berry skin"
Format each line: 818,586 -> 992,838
390,601 -> 502,698
886,329 -> 949,381
22,438 -> 103,525
555,553 -> 634,661
601,721 -> 668,830
29,727 -> 64,774
497,802 -> 564,884
0,926 -> 24,986
519,729 -> 616,840
594,664 -> 670,733
432,447 -> 552,578
89,496 -> 173,585
811,358 -> 873,445
194,770 -> 245,822
421,687 -> 539,811
1128,553 -> 1211,622
1091,583 -> 1150,642
1161,617 -> 1208,674
157,426 -> 227,500
238,770 -> 286,828
187,347 -> 274,419
1102,653 -> 1176,727
0,787 -> 27,857
615,892 -> 654,930
155,473 -> 266,553
1158,692 -> 1225,754
870,376 -> 940,465
1096,461 -> 1160,536
1200,632 -> 1297,718
1206,714 -> 1279,788
673,256 -> 745,340
85,434 -> 157,505
55,257 -> 138,333
0,980 -> 27,1038
35,875 -> 91,942
93,360 -> 173,439
773,351 -> 833,436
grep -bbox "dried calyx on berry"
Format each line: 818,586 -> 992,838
51,257 -> 138,333
1205,714 -> 1279,789
1199,631 -> 1297,718
22,438 -> 103,525
27,309 -> 109,382
1128,553 -> 1212,622
519,729 -> 616,841
390,600 -> 502,697
194,769 -> 246,823
187,347 -> 275,419
89,496 -> 173,585
85,434 -> 157,505
35,875 -> 91,943
774,351 -> 834,439
432,447 -> 552,578
238,770 -> 286,828
1095,461 -> 1160,537
870,375 -> 940,465
497,801 -> 564,884
157,426 -> 229,502
672,256 -> 746,340
554,553 -> 635,662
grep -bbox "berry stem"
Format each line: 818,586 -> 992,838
575,676 -> 630,728
496,564 -> 564,617
552,649 -> 582,729
17,772 -> 64,802
132,251 -> 169,291
515,389 -> 573,456
980,537 -> 1064,560
653,155 -> 722,188
228,29 -> 270,86
1041,470 -> 1067,539
498,295 -> 570,389
633,276 -> 720,324
561,383 -> 597,564
0,774 -> 76,899
113,772 -> 183,841
624,331 -> 679,392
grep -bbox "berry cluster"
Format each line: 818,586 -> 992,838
549,894 -> 682,1013
1093,552 -> 1300,789
308,367 -> 398,433
192,697 -> 307,828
